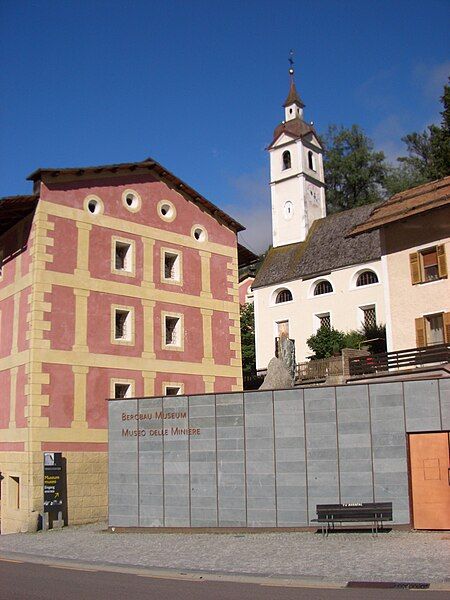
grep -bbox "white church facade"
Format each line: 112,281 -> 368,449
252,73 -> 387,371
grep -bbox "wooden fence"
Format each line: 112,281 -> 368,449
348,343 -> 450,376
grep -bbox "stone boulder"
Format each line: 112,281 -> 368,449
259,357 -> 294,390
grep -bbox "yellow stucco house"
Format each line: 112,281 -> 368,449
351,176 -> 450,352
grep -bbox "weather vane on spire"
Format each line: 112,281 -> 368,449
288,49 -> 295,79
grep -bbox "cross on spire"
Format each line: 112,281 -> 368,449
288,49 -> 295,80
283,50 -> 305,110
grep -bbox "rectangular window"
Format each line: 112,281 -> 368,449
114,383 -> 131,398
112,237 -> 135,276
410,245 -> 448,284
319,314 -> 331,329
165,386 -> 181,396
165,316 -> 180,346
421,248 -> 439,282
164,253 -> 179,279
112,307 -> 134,344
115,242 -> 132,271
277,320 -> 289,337
162,249 -> 182,284
425,313 -> 445,346
363,306 -> 376,329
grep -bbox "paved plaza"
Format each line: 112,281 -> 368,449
0,523 -> 449,584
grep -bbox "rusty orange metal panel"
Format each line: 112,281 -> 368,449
409,432 -> 450,530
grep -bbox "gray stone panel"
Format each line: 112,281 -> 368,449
336,385 -> 373,504
108,400 -> 138,527
439,379 -> 450,430
404,380 -> 441,432
244,393 -> 276,526
216,393 -> 246,526
161,396 -> 190,526
138,398 -> 164,527
304,387 -> 339,523
369,383 -> 409,525
189,394 -> 218,527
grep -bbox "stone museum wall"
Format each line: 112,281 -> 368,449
108,378 -> 450,528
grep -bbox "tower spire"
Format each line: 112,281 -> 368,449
283,51 -> 305,120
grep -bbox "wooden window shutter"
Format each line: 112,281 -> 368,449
436,244 -> 448,278
444,312 -> 450,344
415,317 -> 426,348
409,252 -> 421,284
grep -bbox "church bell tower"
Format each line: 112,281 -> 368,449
268,59 -> 326,248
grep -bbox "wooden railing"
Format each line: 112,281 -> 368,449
348,343 -> 450,376
296,349 -> 369,383
296,356 -> 342,382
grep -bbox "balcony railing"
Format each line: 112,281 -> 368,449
349,343 -> 450,376
295,349 -> 369,383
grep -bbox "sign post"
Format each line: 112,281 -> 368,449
43,452 -> 67,529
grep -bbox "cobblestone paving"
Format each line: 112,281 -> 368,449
0,524 -> 449,583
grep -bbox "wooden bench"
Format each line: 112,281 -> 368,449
312,502 -> 393,536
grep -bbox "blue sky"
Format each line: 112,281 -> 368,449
1,0 -> 449,252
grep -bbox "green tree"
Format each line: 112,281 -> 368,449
307,324 -> 387,360
240,302 -> 256,376
360,323 -> 387,354
397,80 -> 450,183
323,124 -> 387,212
307,326 -> 346,359
383,163 -> 425,197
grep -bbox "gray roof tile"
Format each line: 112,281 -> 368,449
252,203 -> 382,289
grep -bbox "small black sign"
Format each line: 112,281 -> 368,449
43,452 -> 66,514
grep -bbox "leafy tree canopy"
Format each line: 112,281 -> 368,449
307,323 -> 387,360
240,302 -> 256,376
323,124 -> 387,213
323,81 -> 449,210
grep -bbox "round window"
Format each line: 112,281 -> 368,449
192,226 -> 207,242
122,189 -> 141,213
84,195 -> 104,215
157,200 -> 176,222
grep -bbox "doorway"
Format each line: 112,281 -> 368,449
409,432 -> 450,530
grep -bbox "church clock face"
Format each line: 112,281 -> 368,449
283,201 -> 294,220
306,182 -> 320,204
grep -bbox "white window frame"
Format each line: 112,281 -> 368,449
314,311 -> 332,332
110,379 -> 135,399
162,312 -> 184,351
271,286 -> 294,306
162,382 -> 185,396
111,236 -> 135,277
350,266 -> 381,290
309,278 -> 335,298
161,247 -> 183,285
357,303 -> 377,329
111,305 -> 135,346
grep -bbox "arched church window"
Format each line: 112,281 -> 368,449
275,289 -> 293,304
308,151 -> 316,171
356,270 -> 378,287
282,151 -> 291,170
314,280 -> 333,296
